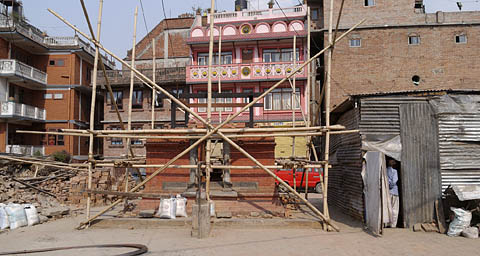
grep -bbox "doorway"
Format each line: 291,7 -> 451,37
385,156 -> 404,228
242,49 -> 253,64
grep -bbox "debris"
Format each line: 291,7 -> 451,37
139,210 -> 155,218
43,206 -> 70,218
216,211 -> 232,218
447,207 -> 472,237
413,223 -> 423,232
421,223 -> 439,233
250,212 -> 260,217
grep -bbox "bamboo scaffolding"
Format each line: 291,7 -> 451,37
94,164 -> 327,169
151,39 -> 156,129
48,7 -> 364,230
85,0 -> 104,223
305,6 -> 311,200
0,155 -> 87,172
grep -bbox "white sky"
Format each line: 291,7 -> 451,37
21,0 -> 480,66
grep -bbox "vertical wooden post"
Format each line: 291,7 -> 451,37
205,0 -> 215,202
323,0 -> 335,230
126,6 -> 138,192
151,39 -> 156,129
217,27 -> 222,123
86,0 -> 104,223
305,6 -> 311,200
292,35 -> 297,158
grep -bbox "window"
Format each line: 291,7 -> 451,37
197,52 -> 233,65
364,0 -> 375,6
154,91 -> 163,108
54,93 -> 63,99
311,8 -> 319,21
44,94 -> 52,99
86,67 -> 92,81
264,88 -> 300,111
349,38 -> 361,47
131,127 -> 143,145
44,129 -> 64,146
198,97 -> 206,113
132,89 -> 143,109
242,88 -> 253,112
49,59 -> 65,66
408,35 -> 420,45
110,126 -> 123,145
215,89 -> 233,112
455,34 -> 467,44
111,91 -> 123,110
263,48 -> 300,62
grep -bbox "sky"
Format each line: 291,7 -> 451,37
21,0 -> 480,67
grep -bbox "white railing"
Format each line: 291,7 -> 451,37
210,4 -> 306,23
0,59 -> 47,84
0,16 -> 116,69
5,145 -> 44,156
0,102 -> 46,121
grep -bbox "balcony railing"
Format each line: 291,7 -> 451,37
0,15 -> 115,69
186,62 -> 306,83
0,102 -> 46,121
210,5 -> 306,23
97,67 -> 186,85
5,145 -> 44,156
0,59 -> 47,85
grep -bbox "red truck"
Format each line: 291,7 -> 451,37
274,168 -> 323,193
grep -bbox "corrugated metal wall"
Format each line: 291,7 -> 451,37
400,103 -> 440,227
330,108 -> 364,220
438,113 -> 480,190
359,97 -> 427,135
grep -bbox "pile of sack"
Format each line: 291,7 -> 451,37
156,195 -> 188,219
447,207 -> 478,238
0,203 -> 40,230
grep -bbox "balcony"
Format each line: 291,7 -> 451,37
0,15 -> 115,69
0,102 -> 46,121
97,67 -> 186,86
5,145 -> 44,156
210,5 -> 306,24
186,62 -> 307,84
0,59 -> 47,86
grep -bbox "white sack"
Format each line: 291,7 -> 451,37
175,195 -> 188,217
157,198 -> 177,219
5,204 -> 28,230
209,201 -> 215,217
0,203 -> 10,230
447,207 -> 472,237
462,227 -> 479,239
24,204 -> 40,226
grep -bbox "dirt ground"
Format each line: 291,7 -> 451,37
1,193 -> 479,256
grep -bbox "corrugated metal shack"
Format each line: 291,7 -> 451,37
329,90 -> 480,228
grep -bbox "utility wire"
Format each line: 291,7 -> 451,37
161,0 -> 175,57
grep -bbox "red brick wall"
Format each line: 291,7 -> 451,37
327,25 -> 480,107
0,123 -> 6,151
46,54 -> 74,85
140,137 -> 284,215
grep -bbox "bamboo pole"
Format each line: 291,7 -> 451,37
95,164 -> 327,169
63,125 -> 347,134
218,26 -> 222,123
16,130 -> 90,137
151,39 -> 156,129
78,0 -> 143,182
323,0 -> 335,230
205,0 -> 216,202
292,34 -> 297,160
85,0 -> 103,223
51,8 -> 364,228
0,155 -> 87,172
305,6 -> 312,200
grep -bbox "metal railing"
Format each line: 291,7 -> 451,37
0,59 -> 47,84
5,145 -> 45,156
0,101 -> 46,121
210,4 -> 306,23
0,15 -> 115,69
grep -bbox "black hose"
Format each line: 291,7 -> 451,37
0,243 -> 148,256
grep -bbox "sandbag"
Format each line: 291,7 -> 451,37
0,203 -> 10,230
5,204 -> 28,230
175,195 -> 188,217
157,198 -> 177,219
24,204 -> 40,226
447,207 -> 472,237
462,227 -> 479,239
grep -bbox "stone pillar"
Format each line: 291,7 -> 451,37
222,140 -> 233,190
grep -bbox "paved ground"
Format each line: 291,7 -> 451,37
1,194 -> 479,256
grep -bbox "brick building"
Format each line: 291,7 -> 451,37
310,0 -> 480,108
98,17 -> 193,159
0,0 -> 114,157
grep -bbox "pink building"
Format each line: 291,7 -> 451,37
186,4 -> 309,125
